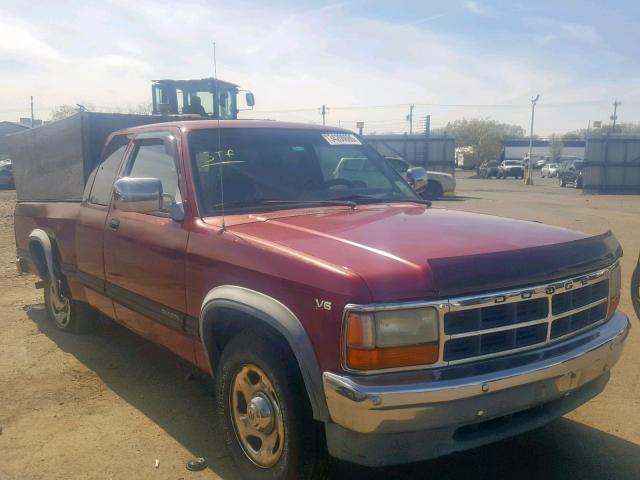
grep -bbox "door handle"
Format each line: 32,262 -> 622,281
109,218 -> 121,231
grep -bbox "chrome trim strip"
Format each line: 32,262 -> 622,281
342,262 -> 618,374
447,318 -> 549,340
325,311 -> 629,434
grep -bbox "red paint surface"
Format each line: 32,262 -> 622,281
14,120 -> 588,375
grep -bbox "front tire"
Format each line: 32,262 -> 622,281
632,264 -> 640,321
215,330 -> 329,480
44,278 -> 94,333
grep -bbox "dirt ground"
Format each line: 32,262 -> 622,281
1,172 -> 639,480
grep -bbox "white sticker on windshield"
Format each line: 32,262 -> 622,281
321,133 -> 362,145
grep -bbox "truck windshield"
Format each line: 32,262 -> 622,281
188,128 -> 418,215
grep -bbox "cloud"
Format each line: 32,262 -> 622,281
0,14 -> 67,64
402,11 -> 455,27
561,22 -> 599,44
463,1 -> 488,16
534,33 -> 558,46
0,0 -> 637,134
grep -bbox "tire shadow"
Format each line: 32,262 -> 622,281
26,304 -> 640,480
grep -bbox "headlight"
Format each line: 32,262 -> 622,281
344,307 -> 439,371
608,263 -> 621,316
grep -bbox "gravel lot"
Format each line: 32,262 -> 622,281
1,172 -> 638,479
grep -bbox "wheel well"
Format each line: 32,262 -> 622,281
202,306 -> 299,377
427,179 -> 443,194
28,240 -> 50,281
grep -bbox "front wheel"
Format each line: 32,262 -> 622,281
215,331 -> 329,480
632,264 -> 640,321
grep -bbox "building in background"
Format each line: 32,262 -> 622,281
19,117 -> 43,127
502,138 -> 585,162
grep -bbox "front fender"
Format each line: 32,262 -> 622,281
200,285 -> 329,422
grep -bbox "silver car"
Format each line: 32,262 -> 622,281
541,163 -> 559,178
0,159 -> 14,188
385,156 -> 455,199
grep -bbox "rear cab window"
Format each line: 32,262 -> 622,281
85,135 -> 131,205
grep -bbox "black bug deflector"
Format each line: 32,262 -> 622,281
428,231 -> 622,298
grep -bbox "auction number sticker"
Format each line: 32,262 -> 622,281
321,133 -> 362,145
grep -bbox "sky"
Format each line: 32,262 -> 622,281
1,0 -> 639,135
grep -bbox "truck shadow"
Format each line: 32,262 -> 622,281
26,304 -> 640,480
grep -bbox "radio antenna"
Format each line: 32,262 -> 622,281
213,41 -> 226,231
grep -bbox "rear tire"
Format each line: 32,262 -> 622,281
44,278 -> 94,333
215,330 -> 330,480
559,177 -> 566,187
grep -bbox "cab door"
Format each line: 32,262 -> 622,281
103,130 -> 195,363
76,134 -> 132,318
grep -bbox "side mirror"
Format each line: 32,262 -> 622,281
406,166 -> 428,190
245,92 -> 255,107
113,177 -> 162,213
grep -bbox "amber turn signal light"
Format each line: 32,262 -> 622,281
347,343 -> 439,370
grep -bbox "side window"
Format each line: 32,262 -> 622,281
128,138 -> 180,214
389,158 -> 408,173
88,135 -> 130,205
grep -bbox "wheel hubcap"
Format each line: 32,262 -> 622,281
48,281 -> 70,328
230,364 -> 284,468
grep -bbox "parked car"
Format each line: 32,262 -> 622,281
0,158 -> 14,188
498,160 -> 524,179
385,156 -> 455,199
541,163 -> 559,178
12,116 -> 630,479
558,160 -> 585,188
631,253 -> 639,320
478,160 -> 500,178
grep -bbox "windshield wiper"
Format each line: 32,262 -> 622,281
212,198 -> 356,209
332,194 -> 431,207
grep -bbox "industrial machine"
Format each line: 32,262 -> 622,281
151,78 -> 255,119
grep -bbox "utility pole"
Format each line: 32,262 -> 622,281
320,105 -> 327,125
423,114 -> 431,166
30,96 -> 34,128
525,94 -> 540,185
610,100 -> 621,133
585,120 -> 591,162
407,104 -> 415,135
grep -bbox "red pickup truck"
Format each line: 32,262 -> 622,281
13,116 -> 630,479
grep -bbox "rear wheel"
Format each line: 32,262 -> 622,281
559,177 -> 566,187
215,330 -> 329,480
44,277 -> 94,333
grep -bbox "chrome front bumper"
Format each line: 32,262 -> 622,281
324,311 -> 629,436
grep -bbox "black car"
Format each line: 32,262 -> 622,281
478,160 -> 500,178
558,160 -> 584,188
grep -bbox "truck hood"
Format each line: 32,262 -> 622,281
222,205 -> 619,302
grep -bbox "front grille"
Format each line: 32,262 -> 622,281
442,267 -> 612,364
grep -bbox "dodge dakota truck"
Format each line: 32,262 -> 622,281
12,116 -> 630,480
